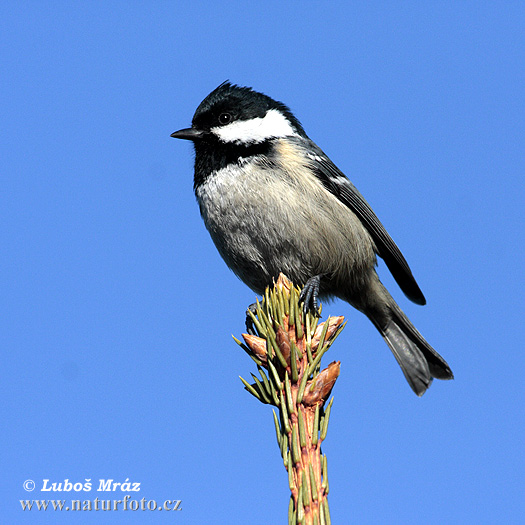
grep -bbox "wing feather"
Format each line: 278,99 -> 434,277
305,142 -> 426,305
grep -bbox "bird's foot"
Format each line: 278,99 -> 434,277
245,303 -> 258,335
299,275 -> 322,316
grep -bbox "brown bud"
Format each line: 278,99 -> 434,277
302,361 -> 340,405
275,273 -> 293,293
311,317 -> 345,352
276,326 -> 291,364
242,334 -> 268,365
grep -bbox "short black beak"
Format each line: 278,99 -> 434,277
170,127 -> 204,141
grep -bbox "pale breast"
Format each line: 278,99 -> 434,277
195,148 -> 376,295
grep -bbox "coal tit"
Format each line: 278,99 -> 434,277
171,82 -> 453,396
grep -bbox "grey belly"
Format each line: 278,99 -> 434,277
196,165 -> 377,297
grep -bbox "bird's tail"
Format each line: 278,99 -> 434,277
365,286 -> 454,396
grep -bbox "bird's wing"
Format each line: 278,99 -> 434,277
305,143 -> 426,305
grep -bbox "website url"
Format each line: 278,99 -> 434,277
20,497 -> 182,512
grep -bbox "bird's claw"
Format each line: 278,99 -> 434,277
299,275 -> 322,317
246,275 -> 322,333
245,302 -> 258,335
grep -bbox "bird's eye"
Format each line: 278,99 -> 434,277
218,113 -> 232,125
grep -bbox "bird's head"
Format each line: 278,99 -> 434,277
171,82 -> 307,146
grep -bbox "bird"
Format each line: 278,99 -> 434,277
171,81 -> 453,396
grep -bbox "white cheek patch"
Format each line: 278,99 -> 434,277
211,108 -> 298,144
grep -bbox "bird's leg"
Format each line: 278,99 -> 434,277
245,302 -> 258,335
299,275 -> 323,316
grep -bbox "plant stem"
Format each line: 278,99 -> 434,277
235,274 -> 344,524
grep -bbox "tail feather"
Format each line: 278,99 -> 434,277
363,282 -> 454,396
382,321 -> 432,396
388,301 -> 454,381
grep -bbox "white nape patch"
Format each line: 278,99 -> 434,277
211,109 -> 298,144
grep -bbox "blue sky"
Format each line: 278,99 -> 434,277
2,2 -> 524,523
